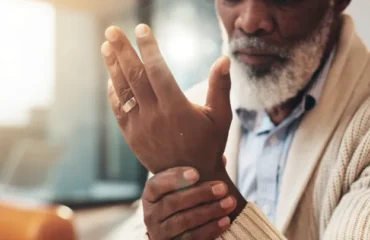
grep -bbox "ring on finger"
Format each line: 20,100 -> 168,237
122,97 -> 138,113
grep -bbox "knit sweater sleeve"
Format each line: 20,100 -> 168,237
217,202 -> 286,240
322,130 -> 370,238
323,182 -> 370,239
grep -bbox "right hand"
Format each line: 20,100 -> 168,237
143,167 -> 236,240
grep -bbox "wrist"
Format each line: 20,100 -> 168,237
220,172 -> 247,221
198,165 -> 247,222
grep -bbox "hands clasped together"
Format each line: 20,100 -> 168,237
101,24 -> 246,240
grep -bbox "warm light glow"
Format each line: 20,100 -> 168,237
163,26 -> 199,66
0,1 -> 55,125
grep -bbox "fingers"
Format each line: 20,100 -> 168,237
103,41 -> 136,123
134,24 -> 186,107
174,217 -> 230,240
102,41 -> 133,106
108,79 -> 138,124
161,195 -> 236,238
206,56 -> 232,123
104,26 -> 157,107
143,167 -> 199,203
156,181 -> 228,221
143,168 -> 234,239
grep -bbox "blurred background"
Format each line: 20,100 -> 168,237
0,0 -> 369,239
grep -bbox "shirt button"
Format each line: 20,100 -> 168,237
269,135 -> 279,145
262,204 -> 272,215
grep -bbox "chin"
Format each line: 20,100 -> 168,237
244,64 -> 273,78
229,54 -> 314,111
229,58 -> 292,111
235,58 -> 287,79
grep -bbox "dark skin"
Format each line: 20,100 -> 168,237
217,0 -> 349,125
267,15 -> 341,125
101,0 -> 351,239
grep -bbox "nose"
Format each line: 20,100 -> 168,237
235,1 -> 274,37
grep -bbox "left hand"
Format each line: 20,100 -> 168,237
143,167 -> 235,240
101,24 -> 232,179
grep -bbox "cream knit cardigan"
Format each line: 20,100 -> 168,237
107,14 -> 370,240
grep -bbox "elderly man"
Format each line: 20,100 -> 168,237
101,0 -> 370,239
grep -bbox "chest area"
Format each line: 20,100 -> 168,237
237,115 -> 301,220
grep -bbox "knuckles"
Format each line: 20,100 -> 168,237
161,195 -> 178,215
117,88 -> 132,103
126,66 -> 146,87
166,214 -> 191,236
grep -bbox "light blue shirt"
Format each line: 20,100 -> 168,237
236,50 -> 335,223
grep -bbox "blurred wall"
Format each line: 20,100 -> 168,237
46,2 -> 143,197
47,7 -> 104,196
153,0 -> 221,90
347,0 -> 370,47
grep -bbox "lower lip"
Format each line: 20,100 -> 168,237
236,53 -> 279,66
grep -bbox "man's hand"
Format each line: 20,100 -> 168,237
101,24 -> 247,220
101,24 -> 231,177
143,167 -> 236,240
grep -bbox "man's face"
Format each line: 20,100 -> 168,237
216,0 -> 346,110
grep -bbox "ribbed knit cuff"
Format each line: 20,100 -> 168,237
217,202 -> 286,240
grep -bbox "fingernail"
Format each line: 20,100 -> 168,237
220,197 -> 234,209
101,42 -> 112,57
135,24 -> 149,38
105,27 -> 119,42
183,169 -> 198,182
212,183 -> 226,196
218,217 -> 230,228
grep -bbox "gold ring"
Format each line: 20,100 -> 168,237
122,97 -> 138,113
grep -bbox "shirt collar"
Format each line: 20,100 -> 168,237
237,47 -> 336,133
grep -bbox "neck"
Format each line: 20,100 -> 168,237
267,16 -> 341,125
266,91 -> 304,125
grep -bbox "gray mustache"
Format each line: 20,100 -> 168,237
229,37 -> 291,58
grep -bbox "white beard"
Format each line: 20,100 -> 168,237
220,9 -> 334,111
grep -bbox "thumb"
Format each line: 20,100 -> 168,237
206,56 -> 232,120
